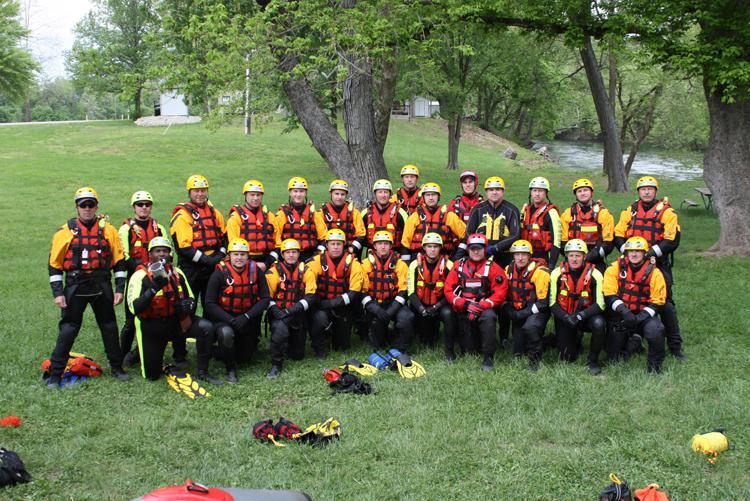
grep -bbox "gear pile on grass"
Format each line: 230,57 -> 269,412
253,417 -> 341,448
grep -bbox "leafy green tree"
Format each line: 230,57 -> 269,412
0,0 -> 37,102
66,0 -> 158,118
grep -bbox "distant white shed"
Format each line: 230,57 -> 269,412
406,96 -> 440,117
159,91 -> 188,116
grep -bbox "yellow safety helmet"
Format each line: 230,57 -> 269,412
287,176 -> 309,191
74,186 -> 99,204
421,182 -> 441,195
572,178 -> 594,193
421,232 -> 443,247
372,230 -> 393,243
400,164 -> 420,177
623,236 -> 649,252
564,239 -> 588,254
130,191 -> 153,205
325,228 -> 347,242
509,239 -> 533,254
227,238 -> 250,253
329,179 -> 349,193
243,179 -> 265,194
280,238 -> 301,252
636,175 -> 659,190
484,176 -> 505,190
529,176 -> 550,190
373,179 -> 393,193
148,236 -> 173,252
186,174 -> 209,190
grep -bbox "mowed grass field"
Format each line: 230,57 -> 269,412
0,118 -> 748,500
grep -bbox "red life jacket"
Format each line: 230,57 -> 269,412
414,253 -> 448,306
616,256 -> 655,313
229,204 -> 275,255
321,202 -> 356,243
316,253 -> 352,299
521,203 -> 558,252
273,261 -> 306,309
280,203 -> 317,251
448,192 -> 482,223
507,259 -> 546,310
455,257 -> 493,302
397,187 -> 422,215
137,263 -> 185,318
217,260 -> 259,314
567,203 -> 601,245
63,217 -> 112,271
367,252 -> 399,303
410,205 -> 454,252
626,199 -> 671,246
172,203 -> 222,251
123,217 -> 162,265
556,261 -> 595,314
365,202 -> 402,246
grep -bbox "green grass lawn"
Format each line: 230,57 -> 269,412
0,118 -> 748,500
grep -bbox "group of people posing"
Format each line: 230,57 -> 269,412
45,164 -> 684,388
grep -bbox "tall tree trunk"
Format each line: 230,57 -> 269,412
624,84 -> 661,175
580,36 -> 628,192
514,106 -> 526,138
522,116 -> 534,144
446,114 -> 461,170
603,49 -> 618,174
279,53 -> 386,207
373,49 -> 397,157
134,87 -> 142,119
703,89 -> 750,255
408,93 -> 416,122
476,88 -> 484,125
330,79 -> 338,129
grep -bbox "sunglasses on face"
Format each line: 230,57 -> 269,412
134,202 -> 152,208
78,202 -> 96,209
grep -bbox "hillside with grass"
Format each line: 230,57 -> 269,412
0,118 -> 748,499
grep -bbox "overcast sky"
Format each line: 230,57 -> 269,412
24,0 -> 94,79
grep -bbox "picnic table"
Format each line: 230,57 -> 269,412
694,187 -> 713,209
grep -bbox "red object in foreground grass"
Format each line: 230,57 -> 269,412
1,415 -> 22,428
323,368 -> 342,382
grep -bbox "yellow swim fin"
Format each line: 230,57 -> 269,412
394,354 -> 426,379
340,358 -> 378,376
164,365 -> 210,399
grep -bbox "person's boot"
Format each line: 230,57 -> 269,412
122,349 -> 140,368
647,361 -> 662,374
671,349 -> 687,362
588,361 -> 602,376
482,356 -> 493,371
445,350 -> 455,364
197,370 -> 223,385
267,364 -> 282,379
226,370 -> 238,384
46,375 -> 61,389
625,334 -> 643,359
112,367 -> 131,382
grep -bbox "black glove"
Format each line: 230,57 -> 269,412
516,306 -> 532,321
286,302 -> 305,317
622,310 -> 638,329
203,254 -> 221,267
563,314 -> 579,328
269,305 -> 287,321
417,305 -> 429,318
176,298 -> 196,316
230,314 -> 249,331
319,299 -> 334,310
152,274 -> 169,290
385,300 -> 402,319
426,305 -> 440,318
366,302 -> 390,322
330,296 -> 345,309
635,311 -> 651,325
585,248 -> 600,263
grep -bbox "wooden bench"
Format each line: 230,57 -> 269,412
680,199 -> 699,211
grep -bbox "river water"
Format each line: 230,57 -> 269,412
534,140 -> 704,181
